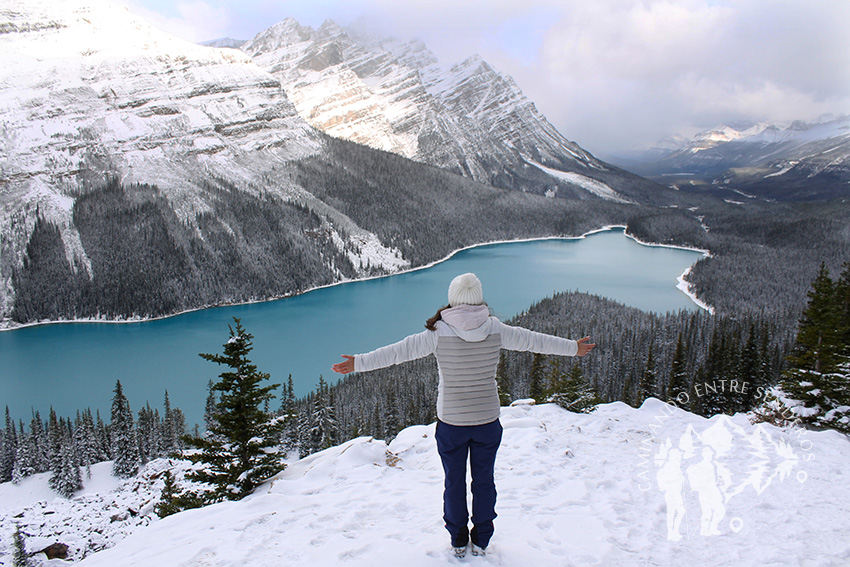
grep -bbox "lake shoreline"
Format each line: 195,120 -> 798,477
0,225 -> 712,332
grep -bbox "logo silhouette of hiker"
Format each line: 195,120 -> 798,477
332,273 -> 595,557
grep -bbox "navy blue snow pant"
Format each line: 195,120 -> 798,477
435,418 -> 503,549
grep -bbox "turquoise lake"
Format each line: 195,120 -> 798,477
0,228 -> 705,427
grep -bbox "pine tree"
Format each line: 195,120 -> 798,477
2,406 -> 17,482
549,365 -> 603,413
12,427 -> 36,484
95,410 -> 111,461
738,325 -> 761,411
161,391 -> 178,455
154,469 -> 205,518
153,469 -> 181,518
668,334 -> 690,404
183,318 -> 285,501
46,409 -> 63,480
279,375 -> 299,452
774,264 -> 850,432
528,353 -> 547,403
111,380 -> 140,478
496,353 -> 513,406
74,409 -> 101,476
789,264 -> 842,373
137,404 -> 159,464
203,380 -> 219,437
52,427 -> 82,498
381,383 -> 398,442
638,345 -> 658,404
13,524 -> 31,567
543,357 -> 565,402
27,412 -> 47,473
309,376 -> 341,449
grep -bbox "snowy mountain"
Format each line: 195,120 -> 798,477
239,19 -> 648,202
1,0 -> 665,326
3,401 -> 848,566
610,116 -> 850,201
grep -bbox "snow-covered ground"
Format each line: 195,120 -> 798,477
3,400 -> 849,566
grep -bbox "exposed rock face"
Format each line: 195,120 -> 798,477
39,542 -> 70,559
241,19 -> 608,190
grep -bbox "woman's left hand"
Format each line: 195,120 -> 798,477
332,355 -> 355,374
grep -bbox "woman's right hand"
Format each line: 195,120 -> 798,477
332,355 -> 355,374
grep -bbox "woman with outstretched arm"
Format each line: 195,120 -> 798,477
332,273 -> 595,558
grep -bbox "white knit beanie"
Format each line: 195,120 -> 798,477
448,273 -> 484,307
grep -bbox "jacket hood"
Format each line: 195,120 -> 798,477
441,304 -> 492,341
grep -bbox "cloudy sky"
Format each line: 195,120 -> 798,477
120,0 -> 849,157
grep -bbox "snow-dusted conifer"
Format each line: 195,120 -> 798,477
279,375 -> 299,452
53,427 -> 82,497
668,334 -> 689,404
772,264 -> 850,432
496,352 -> 513,406
1,406 -> 17,482
184,318 -> 284,501
75,409 -> 104,468
95,410 -> 111,461
13,523 -> 31,567
638,346 -> 657,403
29,411 -> 48,473
528,353 -> 546,403
12,427 -> 36,483
161,391 -> 178,454
203,380 -> 219,437
549,365 -> 603,413
137,403 -> 160,464
46,409 -> 63,479
111,380 -> 140,478
310,376 -> 340,449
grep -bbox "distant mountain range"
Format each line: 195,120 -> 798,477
608,116 -> 850,201
0,0 -> 668,325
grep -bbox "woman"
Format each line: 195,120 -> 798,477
332,273 -> 595,557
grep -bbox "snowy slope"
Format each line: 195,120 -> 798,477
5,401 -> 847,566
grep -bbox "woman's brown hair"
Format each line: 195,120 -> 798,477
425,305 -> 451,331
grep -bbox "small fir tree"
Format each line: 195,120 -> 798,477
772,263 -> 850,432
111,380 -> 140,478
153,469 -> 204,518
638,346 -> 658,404
161,391 -> 178,454
183,318 -> 284,501
495,353 -> 513,406
2,407 -> 17,482
12,429 -> 37,484
668,334 -> 690,405
528,353 -> 547,403
549,365 -> 603,413
13,524 -> 32,567
53,428 -> 82,498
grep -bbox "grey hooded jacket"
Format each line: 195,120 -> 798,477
354,305 -> 579,426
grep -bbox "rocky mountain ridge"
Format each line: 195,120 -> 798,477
240,18 -> 614,196
610,115 -> 850,201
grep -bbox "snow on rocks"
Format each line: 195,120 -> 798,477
3,402 -> 849,566
0,459 -> 195,564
